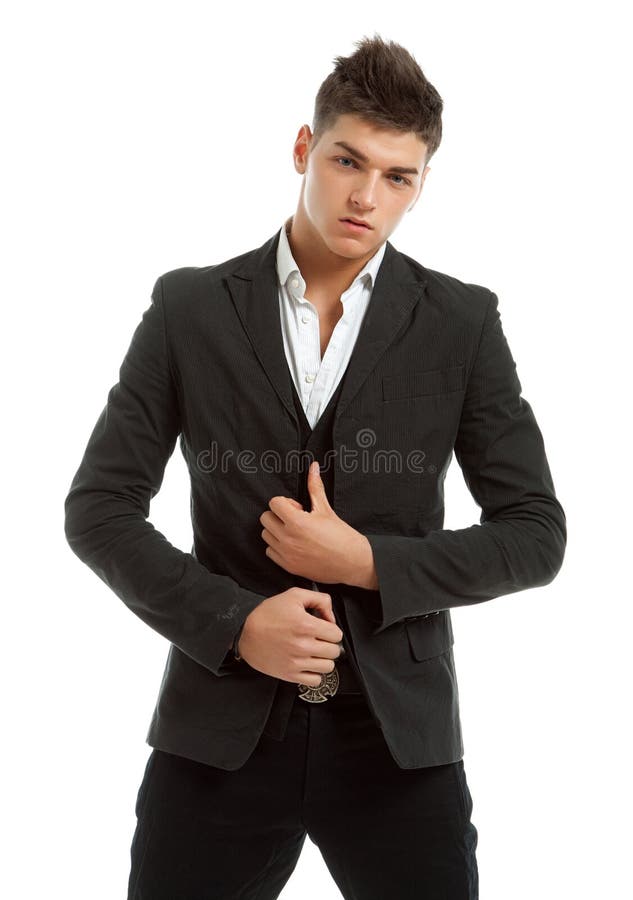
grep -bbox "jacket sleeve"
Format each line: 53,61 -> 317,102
63,275 -> 268,675
364,290 -> 567,635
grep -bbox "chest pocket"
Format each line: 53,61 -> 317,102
382,365 -> 465,401
405,611 -> 454,661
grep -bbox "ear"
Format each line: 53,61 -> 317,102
293,124 -> 312,174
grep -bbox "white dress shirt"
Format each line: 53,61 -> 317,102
275,217 -> 387,429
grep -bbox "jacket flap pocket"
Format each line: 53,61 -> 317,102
382,365 -> 465,401
405,611 -> 454,662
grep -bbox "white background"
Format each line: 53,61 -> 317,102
3,1 -> 631,897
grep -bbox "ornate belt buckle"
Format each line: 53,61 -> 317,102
298,664 -> 339,702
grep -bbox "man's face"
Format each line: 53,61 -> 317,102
293,112 -> 430,258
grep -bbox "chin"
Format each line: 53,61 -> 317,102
329,228 -> 374,251
330,240 -> 368,260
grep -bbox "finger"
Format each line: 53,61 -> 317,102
310,639 -> 343,659
261,527 -> 281,548
259,509 -> 284,530
300,657 -> 337,674
309,618 -> 344,644
268,496 -> 301,522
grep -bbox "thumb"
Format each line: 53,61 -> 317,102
305,592 -> 336,625
307,461 -> 332,514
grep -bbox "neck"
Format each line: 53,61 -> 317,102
285,211 -> 378,296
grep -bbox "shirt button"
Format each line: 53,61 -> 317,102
305,374 -> 315,383
301,315 -> 309,324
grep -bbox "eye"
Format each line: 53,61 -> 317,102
335,157 -> 411,187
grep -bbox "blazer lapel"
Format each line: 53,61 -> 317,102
225,228 -> 429,425
226,231 -> 298,426
332,242 -> 428,421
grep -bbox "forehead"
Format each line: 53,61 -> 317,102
322,113 -> 428,166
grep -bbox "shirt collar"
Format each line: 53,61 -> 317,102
276,215 -> 387,299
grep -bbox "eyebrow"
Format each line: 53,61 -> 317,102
332,140 -> 420,176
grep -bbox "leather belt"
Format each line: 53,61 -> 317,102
297,649 -> 363,702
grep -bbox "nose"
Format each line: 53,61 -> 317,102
350,172 -> 380,210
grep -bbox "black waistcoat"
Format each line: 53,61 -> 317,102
261,366 -> 364,740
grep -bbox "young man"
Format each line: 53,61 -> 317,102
64,34 -> 566,900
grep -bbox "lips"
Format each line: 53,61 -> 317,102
340,218 -> 371,229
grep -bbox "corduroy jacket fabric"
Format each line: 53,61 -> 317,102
63,228 -> 566,770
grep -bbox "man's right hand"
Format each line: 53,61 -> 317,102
237,587 -> 344,686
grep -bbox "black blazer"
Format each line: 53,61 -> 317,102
63,228 -> 566,770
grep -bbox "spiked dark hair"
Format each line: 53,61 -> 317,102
311,34 -> 443,166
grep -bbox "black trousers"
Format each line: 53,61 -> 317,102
127,690 -> 479,899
